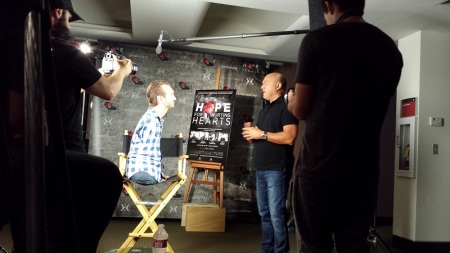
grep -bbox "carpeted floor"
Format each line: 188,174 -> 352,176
96,218 -> 408,253
0,218 -> 408,253
97,218 -> 298,253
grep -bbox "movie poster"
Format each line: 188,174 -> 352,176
186,90 -> 237,164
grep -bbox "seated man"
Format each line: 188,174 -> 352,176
127,80 -> 177,185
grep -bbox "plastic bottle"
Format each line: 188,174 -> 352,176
152,224 -> 168,253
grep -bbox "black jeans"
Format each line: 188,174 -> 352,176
292,176 -> 377,253
6,146 -> 123,253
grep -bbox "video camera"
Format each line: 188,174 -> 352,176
101,51 -> 138,75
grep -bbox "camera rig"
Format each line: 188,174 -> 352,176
101,51 -> 138,75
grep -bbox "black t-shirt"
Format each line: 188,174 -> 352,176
52,39 -> 102,152
253,96 -> 299,170
294,22 -> 403,182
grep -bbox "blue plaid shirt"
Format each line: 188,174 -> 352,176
126,107 -> 164,182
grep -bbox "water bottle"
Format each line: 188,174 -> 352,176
152,224 -> 168,253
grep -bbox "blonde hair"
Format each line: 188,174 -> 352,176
146,80 -> 170,107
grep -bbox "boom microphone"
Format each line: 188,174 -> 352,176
156,30 -> 163,54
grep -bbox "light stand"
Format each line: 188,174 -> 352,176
368,216 -> 392,253
367,190 -> 393,253
0,244 -> 8,253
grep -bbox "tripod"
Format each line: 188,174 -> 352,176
0,244 -> 8,253
367,203 -> 392,253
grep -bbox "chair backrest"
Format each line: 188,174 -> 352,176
161,138 -> 183,157
119,132 -> 184,176
122,130 -> 132,154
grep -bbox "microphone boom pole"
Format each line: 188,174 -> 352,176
163,29 -> 309,43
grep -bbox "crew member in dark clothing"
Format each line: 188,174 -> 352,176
2,0 -> 133,252
287,0 -> 403,252
50,2 -> 132,152
51,38 -> 104,152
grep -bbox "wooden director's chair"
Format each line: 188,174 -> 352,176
117,134 -> 188,252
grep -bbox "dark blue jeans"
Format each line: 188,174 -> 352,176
130,171 -> 158,185
256,169 -> 290,253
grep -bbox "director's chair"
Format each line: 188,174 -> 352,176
117,134 -> 188,252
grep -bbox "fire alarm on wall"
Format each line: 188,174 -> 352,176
429,117 -> 444,127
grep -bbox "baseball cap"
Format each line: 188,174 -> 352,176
49,0 -> 84,22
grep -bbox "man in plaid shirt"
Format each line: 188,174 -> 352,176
126,80 -> 176,184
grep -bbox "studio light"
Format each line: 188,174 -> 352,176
79,42 -> 92,54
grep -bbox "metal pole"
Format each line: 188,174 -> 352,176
164,29 -> 310,43
24,10 -> 47,253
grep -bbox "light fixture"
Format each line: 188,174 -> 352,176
178,82 -> 190,90
203,58 -> 214,66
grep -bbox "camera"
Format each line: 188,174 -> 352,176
101,51 -> 138,75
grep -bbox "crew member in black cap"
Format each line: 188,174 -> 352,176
3,0 -> 133,252
49,0 -> 84,22
49,0 -> 132,151
48,0 -> 132,251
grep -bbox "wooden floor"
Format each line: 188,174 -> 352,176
0,218 -> 409,253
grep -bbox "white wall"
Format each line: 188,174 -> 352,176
394,30 -> 450,242
394,31 -> 421,241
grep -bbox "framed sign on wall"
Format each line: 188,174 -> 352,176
400,97 -> 417,118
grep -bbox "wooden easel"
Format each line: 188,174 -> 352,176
183,71 -> 226,208
183,160 -> 224,208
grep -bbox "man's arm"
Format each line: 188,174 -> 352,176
265,124 -> 297,145
85,58 -> 132,100
287,83 -> 314,120
242,124 -> 297,145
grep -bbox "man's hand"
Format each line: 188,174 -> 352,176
115,58 -> 133,77
98,54 -> 131,77
287,83 -> 314,120
242,126 -> 263,141
287,88 -> 295,103
87,57 -> 133,100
